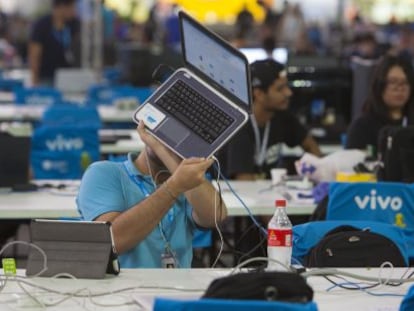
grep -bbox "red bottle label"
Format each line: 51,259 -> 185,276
268,228 -> 292,247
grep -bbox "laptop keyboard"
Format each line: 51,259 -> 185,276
156,80 -> 234,144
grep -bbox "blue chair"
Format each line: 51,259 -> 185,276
0,78 -> 23,92
154,298 -> 318,311
326,182 -> 414,229
102,67 -> 121,84
41,103 -> 102,129
401,284 -> 414,311
14,87 -> 62,105
87,85 -> 153,106
192,229 -> 212,249
31,125 -> 100,179
87,84 -> 116,104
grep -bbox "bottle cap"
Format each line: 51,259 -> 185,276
275,199 -> 286,208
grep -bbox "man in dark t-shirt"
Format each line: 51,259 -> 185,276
224,59 -> 321,180
28,0 -> 79,85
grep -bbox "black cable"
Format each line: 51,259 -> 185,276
237,234 -> 267,266
322,275 -> 380,290
384,269 -> 414,287
235,221 -> 258,245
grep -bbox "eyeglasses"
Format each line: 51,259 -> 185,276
386,79 -> 410,89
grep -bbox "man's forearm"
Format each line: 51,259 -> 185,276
186,181 -> 227,227
302,135 -> 322,157
109,184 -> 176,253
28,42 -> 41,86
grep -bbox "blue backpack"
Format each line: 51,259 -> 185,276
293,220 -> 410,266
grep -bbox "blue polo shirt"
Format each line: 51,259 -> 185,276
76,152 -> 196,268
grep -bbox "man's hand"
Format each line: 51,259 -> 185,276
137,121 -> 181,171
168,157 -> 214,195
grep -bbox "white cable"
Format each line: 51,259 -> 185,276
229,256 -> 293,274
0,276 -> 206,296
0,241 -> 48,277
211,156 -> 224,268
0,239 -> 204,309
302,267 -> 414,284
87,288 -> 138,308
373,261 -> 395,293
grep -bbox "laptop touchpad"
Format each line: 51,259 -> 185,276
160,120 -> 190,146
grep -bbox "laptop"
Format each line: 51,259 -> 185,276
26,219 -> 120,279
0,132 -> 31,189
54,68 -> 98,94
133,11 -> 252,159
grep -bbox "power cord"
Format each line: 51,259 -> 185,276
211,156 -> 224,268
0,241 -> 206,309
213,163 -> 267,237
0,241 -> 48,278
301,267 -> 414,284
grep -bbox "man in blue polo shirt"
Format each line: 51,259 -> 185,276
77,122 -> 227,268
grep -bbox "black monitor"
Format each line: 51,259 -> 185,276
0,133 -> 30,188
117,43 -> 183,86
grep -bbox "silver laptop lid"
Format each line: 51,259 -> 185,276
179,11 -> 252,112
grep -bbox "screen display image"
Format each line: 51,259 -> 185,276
182,18 -> 250,107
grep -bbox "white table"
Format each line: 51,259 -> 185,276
99,129 -> 144,154
98,129 -> 342,155
0,104 -> 135,123
0,268 -> 411,310
0,181 -> 316,219
0,109 -> 342,155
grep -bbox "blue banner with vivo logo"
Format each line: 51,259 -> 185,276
31,126 -> 99,179
327,182 -> 414,229
14,87 -> 62,105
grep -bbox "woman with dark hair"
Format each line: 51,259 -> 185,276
346,54 -> 414,152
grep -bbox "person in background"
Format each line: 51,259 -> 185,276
0,4 -> 8,37
77,122 -> 227,268
28,0 -> 79,86
164,4 -> 180,50
224,59 -> 321,180
346,54 -> 414,153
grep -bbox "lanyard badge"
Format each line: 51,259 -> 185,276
251,117 -> 270,167
123,160 -> 179,268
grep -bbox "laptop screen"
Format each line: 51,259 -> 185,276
239,47 -> 288,64
181,15 -> 250,108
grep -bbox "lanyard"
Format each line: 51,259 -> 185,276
251,117 -> 270,167
122,161 -> 175,245
53,27 -> 71,49
402,116 -> 408,127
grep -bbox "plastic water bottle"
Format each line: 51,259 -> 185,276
267,199 -> 292,271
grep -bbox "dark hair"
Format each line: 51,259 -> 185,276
250,59 -> 285,92
53,0 -> 76,7
363,54 -> 414,122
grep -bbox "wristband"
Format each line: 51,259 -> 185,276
163,180 -> 178,201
